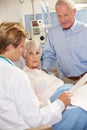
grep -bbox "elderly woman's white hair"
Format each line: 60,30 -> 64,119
24,39 -> 42,57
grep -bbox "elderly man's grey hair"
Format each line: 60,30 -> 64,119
24,39 -> 42,57
55,0 -> 76,11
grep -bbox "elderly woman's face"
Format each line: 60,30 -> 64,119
25,48 -> 41,69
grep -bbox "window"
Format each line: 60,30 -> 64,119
74,0 -> 87,10
75,0 -> 87,3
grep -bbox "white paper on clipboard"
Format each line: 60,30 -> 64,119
69,74 -> 87,111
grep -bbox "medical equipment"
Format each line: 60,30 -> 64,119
31,20 -> 45,44
40,0 -> 51,34
30,0 -> 45,44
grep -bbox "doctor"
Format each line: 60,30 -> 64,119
0,21 -> 70,129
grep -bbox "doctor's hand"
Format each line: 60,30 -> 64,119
58,92 -> 72,108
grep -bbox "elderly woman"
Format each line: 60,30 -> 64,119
23,39 -> 65,107
23,39 -> 87,130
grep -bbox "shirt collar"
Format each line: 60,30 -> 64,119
63,19 -> 77,32
0,56 -> 15,66
70,19 -> 78,31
